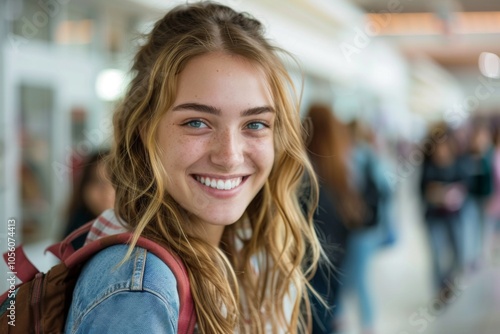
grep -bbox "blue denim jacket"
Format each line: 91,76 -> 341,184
64,244 -> 179,333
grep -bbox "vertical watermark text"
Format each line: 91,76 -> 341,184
6,218 -> 17,327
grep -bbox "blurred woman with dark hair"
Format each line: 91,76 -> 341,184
464,121 -> 494,270
305,105 -> 384,334
420,123 -> 468,297
64,150 -> 115,249
306,106 -> 366,229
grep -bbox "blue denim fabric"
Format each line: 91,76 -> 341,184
425,215 -> 461,290
334,144 -> 388,329
460,196 -> 487,267
337,226 -> 382,328
65,244 -> 179,334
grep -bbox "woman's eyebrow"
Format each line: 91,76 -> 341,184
172,103 -> 220,115
241,106 -> 275,117
172,103 -> 275,116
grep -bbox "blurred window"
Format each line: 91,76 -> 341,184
11,0 -> 52,43
55,3 -> 94,52
19,83 -> 54,242
10,0 -> 95,50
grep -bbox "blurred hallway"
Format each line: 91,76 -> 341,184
341,173 -> 500,334
1,0 -> 500,332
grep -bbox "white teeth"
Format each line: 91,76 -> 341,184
195,176 -> 243,191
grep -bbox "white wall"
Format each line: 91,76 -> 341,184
448,67 -> 500,115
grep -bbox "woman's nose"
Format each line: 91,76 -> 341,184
210,129 -> 244,170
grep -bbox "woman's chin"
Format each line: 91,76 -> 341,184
192,211 -> 245,228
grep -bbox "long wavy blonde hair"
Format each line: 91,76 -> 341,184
108,2 -> 321,333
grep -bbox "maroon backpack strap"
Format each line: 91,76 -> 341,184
2,220 -> 95,283
133,237 -> 196,334
45,219 -> 96,261
64,233 -> 196,334
2,245 -> 38,283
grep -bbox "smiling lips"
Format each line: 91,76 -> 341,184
194,175 -> 243,190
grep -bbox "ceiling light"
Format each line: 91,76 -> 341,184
95,69 -> 126,101
479,52 -> 500,78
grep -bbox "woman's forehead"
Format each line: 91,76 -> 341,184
172,52 -> 274,112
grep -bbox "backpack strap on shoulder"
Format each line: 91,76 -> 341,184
64,233 -> 197,334
134,237 -> 196,334
45,219 -> 96,261
2,220 -> 95,283
2,229 -> 196,333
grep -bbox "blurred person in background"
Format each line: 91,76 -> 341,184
305,105 -> 389,334
350,120 -> 398,249
340,119 -> 391,334
419,123 -> 468,298
461,121 -> 494,271
305,105 -> 356,333
485,123 -> 500,263
63,150 -> 115,249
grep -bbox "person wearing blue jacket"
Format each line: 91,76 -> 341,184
65,2 -> 324,333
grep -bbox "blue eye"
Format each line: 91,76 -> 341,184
246,122 -> 267,130
185,120 -> 207,128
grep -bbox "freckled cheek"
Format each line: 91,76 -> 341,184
169,137 -> 210,166
247,138 -> 275,171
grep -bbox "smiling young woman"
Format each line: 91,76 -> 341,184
64,2 -> 322,333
